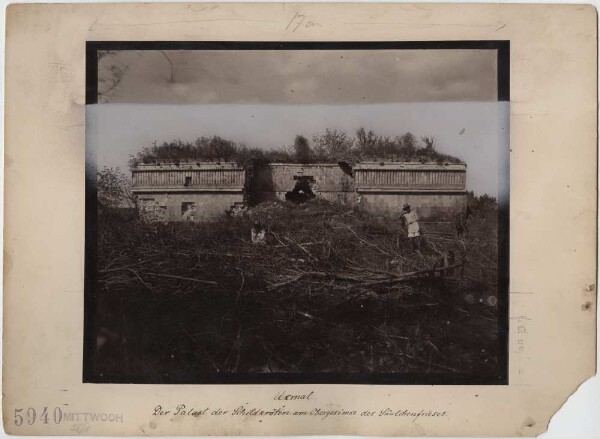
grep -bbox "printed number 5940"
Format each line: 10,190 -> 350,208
14,407 -> 63,426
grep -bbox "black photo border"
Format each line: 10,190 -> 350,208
84,40 -> 510,385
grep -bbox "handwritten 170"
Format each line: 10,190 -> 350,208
286,12 -> 321,32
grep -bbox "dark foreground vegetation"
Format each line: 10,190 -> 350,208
92,196 -> 502,383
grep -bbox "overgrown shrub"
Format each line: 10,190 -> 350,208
128,129 -> 464,168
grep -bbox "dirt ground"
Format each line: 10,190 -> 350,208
91,199 -> 503,383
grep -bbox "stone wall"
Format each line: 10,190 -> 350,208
132,163 -> 246,221
132,163 -> 245,189
253,163 -> 355,204
137,192 -> 244,222
132,162 -> 468,221
356,192 -> 467,220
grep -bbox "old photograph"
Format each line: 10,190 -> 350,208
85,42 -> 509,384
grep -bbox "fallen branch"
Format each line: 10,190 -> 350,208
344,226 -> 393,256
146,272 -> 218,285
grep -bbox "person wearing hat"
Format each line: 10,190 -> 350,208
402,203 -> 421,252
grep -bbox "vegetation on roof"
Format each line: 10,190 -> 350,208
128,128 -> 464,169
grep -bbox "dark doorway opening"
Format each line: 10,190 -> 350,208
285,176 -> 316,203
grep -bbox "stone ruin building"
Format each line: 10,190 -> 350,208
131,161 -> 467,221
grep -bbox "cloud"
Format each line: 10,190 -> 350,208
98,49 -> 498,104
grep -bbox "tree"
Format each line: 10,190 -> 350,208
355,128 -> 379,157
206,136 -> 237,161
312,129 -> 355,161
97,167 -> 135,209
467,191 -> 498,216
399,132 -> 418,154
293,135 -> 312,163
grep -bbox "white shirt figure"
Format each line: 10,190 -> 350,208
403,209 -> 420,237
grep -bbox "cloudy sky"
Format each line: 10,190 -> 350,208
87,102 -> 509,198
98,49 -> 498,104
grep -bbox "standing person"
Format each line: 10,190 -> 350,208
402,203 -> 421,252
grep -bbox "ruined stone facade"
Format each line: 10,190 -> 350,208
131,163 -> 245,222
252,163 -> 355,205
353,162 -> 467,218
131,161 -> 467,221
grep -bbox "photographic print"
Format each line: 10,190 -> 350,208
85,42 -> 509,384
